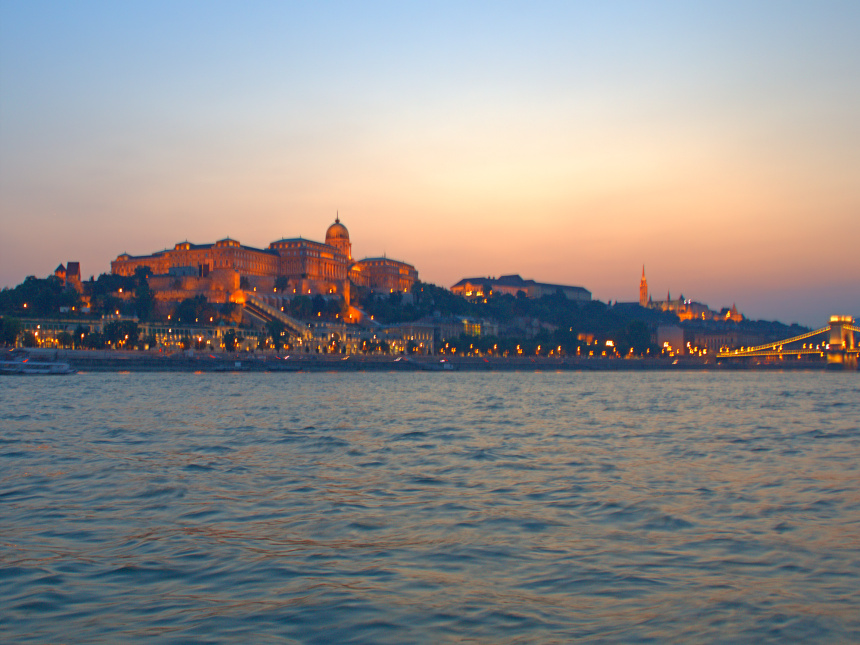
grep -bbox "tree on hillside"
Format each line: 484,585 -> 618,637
325,297 -> 344,317
266,319 -> 286,351
287,295 -> 313,319
73,325 -> 89,348
274,276 -> 290,293
133,268 -> 154,321
103,320 -> 140,348
0,276 -> 80,316
311,294 -> 326,315
94,294 -> 123,317
0,317 -> 22,346
617,320 -> 656,356
83,331 -> 106,349
173,296 -> 207,324
90,273 -> 134,297
222,330 -> 238,351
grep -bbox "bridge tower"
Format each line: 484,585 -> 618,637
827,315 -> 858,370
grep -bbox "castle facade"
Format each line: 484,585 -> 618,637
111,218 -> 417,306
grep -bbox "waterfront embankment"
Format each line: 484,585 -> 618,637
9,348 -> 833,372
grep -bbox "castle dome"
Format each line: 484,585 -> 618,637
325,215 -> 352,260
326,216 -> 349,243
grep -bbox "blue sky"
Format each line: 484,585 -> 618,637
1,1 -> 858,326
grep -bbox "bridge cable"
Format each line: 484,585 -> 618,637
729,327 -> 829,355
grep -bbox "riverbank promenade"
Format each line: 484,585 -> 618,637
9,348 -> 835,373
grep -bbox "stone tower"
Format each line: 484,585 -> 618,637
639,265 -> 648,307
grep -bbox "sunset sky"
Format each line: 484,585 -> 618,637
1,1 -> 858,327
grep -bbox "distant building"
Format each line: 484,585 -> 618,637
649,292 -> 743,323
54,262 -> 82,292
451,274 -> 590,301
638,267 -> 743,323
111,218 -> 417,306
353,257 -> 418,294
657,325 -> 685,355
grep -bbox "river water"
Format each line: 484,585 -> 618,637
1,371 -> 859,643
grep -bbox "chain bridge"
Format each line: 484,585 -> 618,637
717,315 -> 859,369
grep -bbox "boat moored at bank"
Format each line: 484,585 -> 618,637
1,350 -> 77,375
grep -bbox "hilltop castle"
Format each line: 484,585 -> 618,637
111,217 -> 417,307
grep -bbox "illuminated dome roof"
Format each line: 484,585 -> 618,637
325,216 -> 349,242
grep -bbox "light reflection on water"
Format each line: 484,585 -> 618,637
1,371 -> 859,643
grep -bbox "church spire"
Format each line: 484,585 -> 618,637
639,265 -> 648,307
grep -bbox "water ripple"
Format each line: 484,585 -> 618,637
1,371 -> 858,643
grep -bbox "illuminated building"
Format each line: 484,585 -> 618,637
639,267 -> 743,323
649,292 -> 743,323
111,217 -> 417,305
353,258 -> 418,294
451,274 -> 590,301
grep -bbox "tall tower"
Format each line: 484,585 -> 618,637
639,265 -> 648,307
